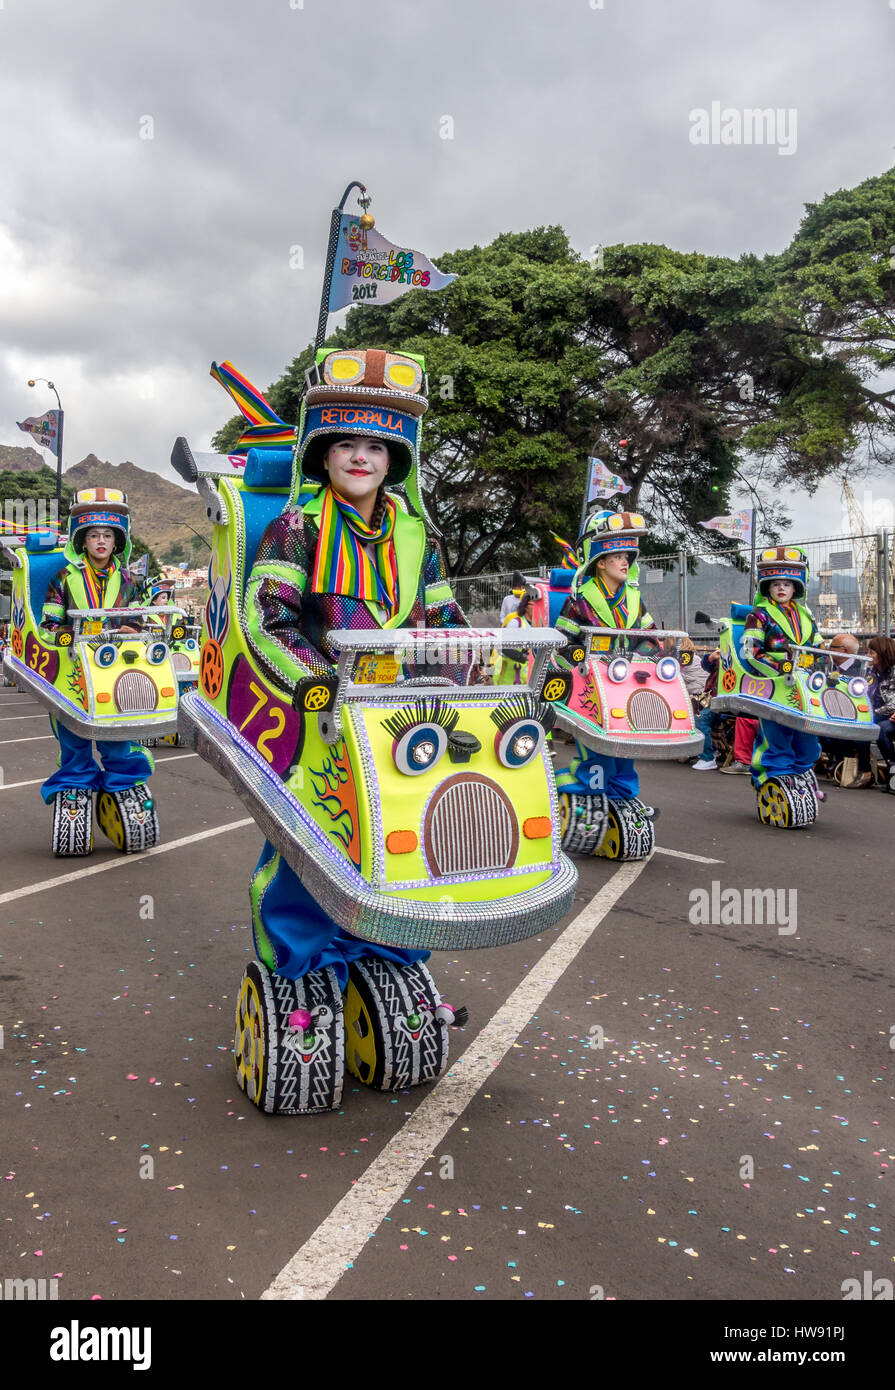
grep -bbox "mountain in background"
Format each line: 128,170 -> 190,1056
0,446 -> 212,563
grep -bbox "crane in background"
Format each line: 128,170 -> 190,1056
840,475 -> 893,632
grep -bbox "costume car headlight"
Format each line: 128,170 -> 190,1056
656,657 -> 679,682
147,641 -> 169,666
607,658 -> 630,683
808,671 -> 826,692
848,676 -> 868,698
95,643 -> 118,668
495,719 -> 545,769
185,639 -> 198,651
393,724 -> 449,776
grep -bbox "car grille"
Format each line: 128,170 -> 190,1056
822,688 -> 856,720
627,690 -> 671,731
114,671 -> 159,712
424,774 -> 519,877
172,652 -> 193,672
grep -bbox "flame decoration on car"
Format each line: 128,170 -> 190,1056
205,546 -> 232,645
309,740 -> 362,869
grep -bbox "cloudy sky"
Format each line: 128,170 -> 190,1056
1,0 -> 893,544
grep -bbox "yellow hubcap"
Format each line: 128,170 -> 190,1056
758,781 -> 790,827
234,977 -> 265,1104
97,793 -> 125,849
344,981 -> 378,1085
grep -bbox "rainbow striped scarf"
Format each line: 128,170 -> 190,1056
596,573 -> 629,628
311,487 -> 399,616
83,559 -> 114,611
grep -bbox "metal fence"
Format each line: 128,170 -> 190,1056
451,530 -> 895,640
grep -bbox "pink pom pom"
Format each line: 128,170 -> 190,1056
288,1008 -> 312,1031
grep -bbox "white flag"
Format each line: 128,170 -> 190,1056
328,215 -> 456,312
587,456 -> 631,502
17,410 -> 60,457
700,509 -> 753,541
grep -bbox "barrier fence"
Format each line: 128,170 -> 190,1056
451,530 -> 895,641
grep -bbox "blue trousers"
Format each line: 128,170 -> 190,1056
751,719 -> 820,788
41,718 -> 154,805
250,840 -> 430,991
555,741 -> 640,800
694,707 -> 719,759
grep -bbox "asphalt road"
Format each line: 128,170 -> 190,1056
1,683 -> 892,1306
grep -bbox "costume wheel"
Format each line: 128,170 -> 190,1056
234,961 -> 344,1115
595,799 -> 655,861
51,788 -> 94,857
559,792 -> 609,856
344,959 -> 451,1092
96,784 -> 160,852
756,774 -> 817,830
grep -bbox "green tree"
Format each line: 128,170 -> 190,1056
211,169 -> 895,572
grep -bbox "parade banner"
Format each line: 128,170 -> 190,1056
16,410 -> 60,457
699,508 -> 753,541
327,214 -> 456,312
586,457 -> 631,502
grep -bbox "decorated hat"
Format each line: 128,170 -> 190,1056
66,487 -> 131,562
756,545 -> 809,599
578,509 -> 648,574
297,347 -> 428,494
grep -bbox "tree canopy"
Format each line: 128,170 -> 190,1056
214,168 -> 895,574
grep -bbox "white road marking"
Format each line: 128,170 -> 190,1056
0,752 -> 198,792
0,819 -> 254,905
0,714 -> 48,722
654,846 -> 723,864
260,857 -> 649,1302
0,735 -> 55,745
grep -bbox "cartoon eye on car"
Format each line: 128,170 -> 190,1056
0,534 -> 180,741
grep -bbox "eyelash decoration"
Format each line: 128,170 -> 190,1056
490,693 -> 555,734
383,698 -> 460,740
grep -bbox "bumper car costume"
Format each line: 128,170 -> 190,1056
0,489 -> 178,855
549,510 -> 701,859
174,349 -> 576,1114
711,545 -> 875,828
142,579 -> 200,746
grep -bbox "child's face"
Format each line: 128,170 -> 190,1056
770,579 -> 795,603
84,527 -> 116,564
325,436 -> 390,507
598,552 -> 630,586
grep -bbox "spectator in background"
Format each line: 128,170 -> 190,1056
722,716 -> 758,775
691,646 -> 721,770
845,635 -> 895,789
818,633 -> 863,779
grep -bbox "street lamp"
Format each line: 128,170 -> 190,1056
27,378 -> 64,509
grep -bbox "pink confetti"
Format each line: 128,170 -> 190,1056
126,1074 -> 138,1081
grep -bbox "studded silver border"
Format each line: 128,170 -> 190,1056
3,654 -> 178,741
180,690 -> 578,951
711,693 -> 877,740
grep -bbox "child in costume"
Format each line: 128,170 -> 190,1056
242,347 -> 469,1103
741,546 -> 824,814
553,509 -> 659,839
38,489 -> 158,853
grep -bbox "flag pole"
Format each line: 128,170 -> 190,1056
314,181 -> 368,351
